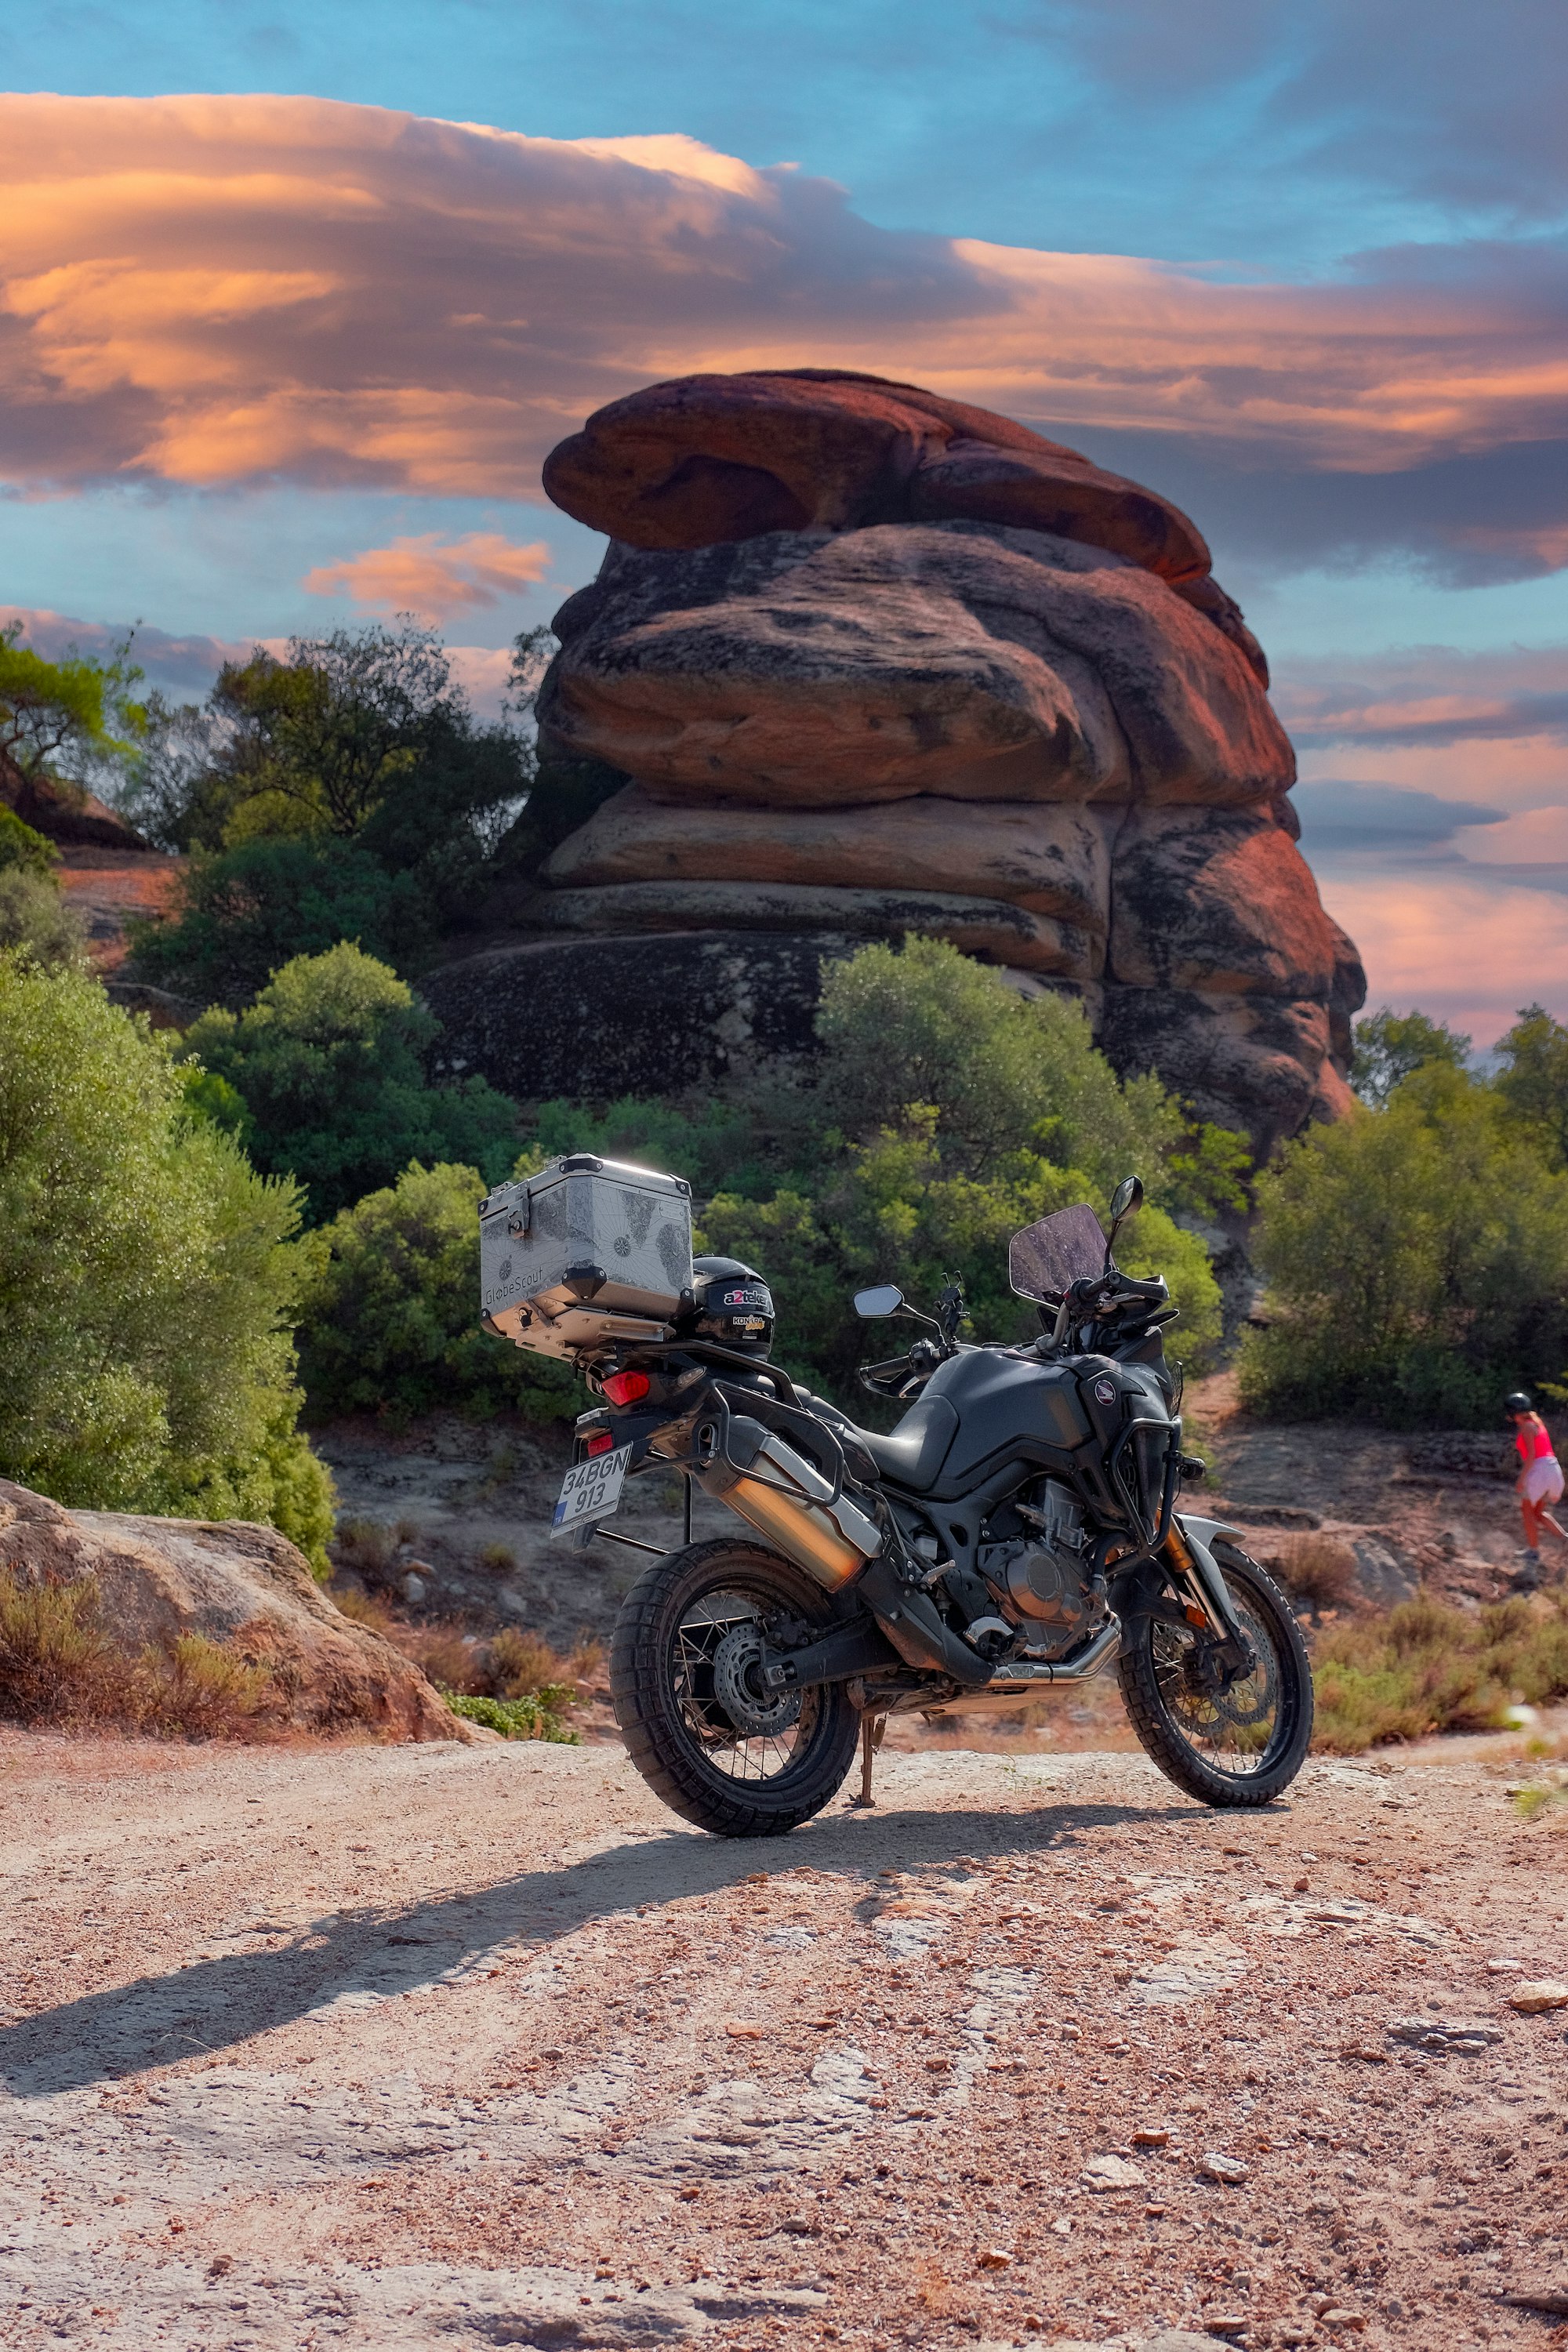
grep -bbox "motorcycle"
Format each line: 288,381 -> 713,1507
510,1171 -> 1313,1837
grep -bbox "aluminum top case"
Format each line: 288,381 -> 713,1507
478,1153 -> 695,1362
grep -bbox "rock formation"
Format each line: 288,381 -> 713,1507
431,369 -> 1363,1153
0,1479 -> 471,1741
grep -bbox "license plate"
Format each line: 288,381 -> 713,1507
550,1445 -> 632,1541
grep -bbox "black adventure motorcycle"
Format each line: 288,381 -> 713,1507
513,1174 -> 1312,1836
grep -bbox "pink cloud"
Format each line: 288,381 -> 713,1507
303,531 -> 550,619
1318,869 -> 1568,1044
0,94 -> 1563,499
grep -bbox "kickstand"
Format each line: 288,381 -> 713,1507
849,1713 -> 887,1809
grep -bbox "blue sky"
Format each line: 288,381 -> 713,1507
3,1 -> 1566,1036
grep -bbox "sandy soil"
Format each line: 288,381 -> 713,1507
2,1727 -> 1564,2352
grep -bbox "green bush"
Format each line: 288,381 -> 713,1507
1349,1006 -> 1470,1108
129,837 -> 434,1005
0,868 -> 85,971
182,943 -> 518,1222
0,956 -> 334,1569
441,1688 -> 579,1743
701,1112 -> 1222,1396
520,938 -> 1229,1400
296,1160 -> 581,1422
1240,1061 -> 1568,1425
0,806 -> 59,878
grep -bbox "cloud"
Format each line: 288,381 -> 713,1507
303,531 -> 550,619
2,92 -> 1566,543
1294,779 -> 1507,854
1278,645 -> 1568,749
1317,866 -> 1568,1044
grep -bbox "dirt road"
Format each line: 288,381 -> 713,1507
2,1730 -> 1565,2351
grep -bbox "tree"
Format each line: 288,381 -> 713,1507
0,956 -> 332,1566
0,622 -> 147,787
1350,1007 -> 1470,1108
119,622 -> 534,997
1494,1004 -> 1568,1170
129,837 -> 434,1006
0,870 -> 85,972
181,943 -> 519,1222
296,1161 -> 581,1422
1240,1061 -> 1568,1425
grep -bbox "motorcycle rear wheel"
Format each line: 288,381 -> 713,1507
609,1537 -> 861,1838
1118,1542 -> 1312,1806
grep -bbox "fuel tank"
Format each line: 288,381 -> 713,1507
903,1348 -> 1090,1497
884,1347 -> 1171,1503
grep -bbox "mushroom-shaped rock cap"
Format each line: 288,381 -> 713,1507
543,367 -> 1211,586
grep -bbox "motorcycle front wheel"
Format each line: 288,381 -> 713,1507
1118,1542 -> 1313,1806
609,1537 -> 861,1837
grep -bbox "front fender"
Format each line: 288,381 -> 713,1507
1174,1514 -> 1249,1644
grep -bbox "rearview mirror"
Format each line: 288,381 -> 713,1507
854,1284 -> 905,1319
1106,1173 -> 1145,1257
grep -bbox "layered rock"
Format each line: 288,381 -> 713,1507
477,369 -> 1363,1154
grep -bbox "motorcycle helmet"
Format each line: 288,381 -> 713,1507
681,1256 -> 775,1357
1504,1391 -> 1534,1415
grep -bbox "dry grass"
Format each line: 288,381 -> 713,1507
1312,1590 -> 1568,1752
0,1569 -> 279,1740
324,1584 -> 598,1739
1276,1531 -> 1359,1613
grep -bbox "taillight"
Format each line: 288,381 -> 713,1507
601,1370 -> 652,1407
585,1429 -> 616,1457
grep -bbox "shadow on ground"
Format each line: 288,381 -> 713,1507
0,1789 -> 1198,2096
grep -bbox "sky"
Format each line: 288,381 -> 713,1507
2,2 -> 1566,1042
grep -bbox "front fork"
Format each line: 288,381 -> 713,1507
1161,1519 -> 1256,1685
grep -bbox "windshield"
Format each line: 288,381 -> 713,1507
1009,1203 -> 1107,1301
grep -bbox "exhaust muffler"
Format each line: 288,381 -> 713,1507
695,1414 -> 880,1592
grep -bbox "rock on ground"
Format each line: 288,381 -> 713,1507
0,1479 -> 465,1741
1,1735 -> 1564,2350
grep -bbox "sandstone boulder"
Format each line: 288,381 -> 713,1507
543,367 -> 1211,583
544,783 -> 1112,931
0,1479 -> 470,1741
1106,806 -> 1340,1000
534,878 -> 1098,978
1099,985 -> 1332,1156
540,522 -> 1293,810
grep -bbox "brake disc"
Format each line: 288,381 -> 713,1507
711,1624 -> 803,1739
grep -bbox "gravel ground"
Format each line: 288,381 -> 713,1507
2,1731 -> 1565,2352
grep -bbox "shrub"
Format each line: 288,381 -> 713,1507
0,868 -> 86,971
443,1689 -> 579,1742
1241,1062 -> 1568,1426
1275,1533 -> 1359,1613
129,837 -> 434,1005
0,806 -> 59,878
522,938 -> 1231,1400
701,1116 -> 1223,1395
182,945 -> 519,1223
296,1159 -> 581,1421
0,956 -> 333,1566
1311,1591 -> 1568,1752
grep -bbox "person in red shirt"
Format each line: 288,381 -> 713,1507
1506,1392 -> 1566,1588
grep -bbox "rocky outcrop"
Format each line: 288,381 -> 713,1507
0,1479 -> 471,1741
457,369 -> 1363,1155
1,748 -> 145,851
543,368 -> 1213,587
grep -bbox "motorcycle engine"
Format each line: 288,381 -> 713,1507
978,1483 -> 1100,1655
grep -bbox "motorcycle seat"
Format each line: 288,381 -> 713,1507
852,1396 -> 960,1493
